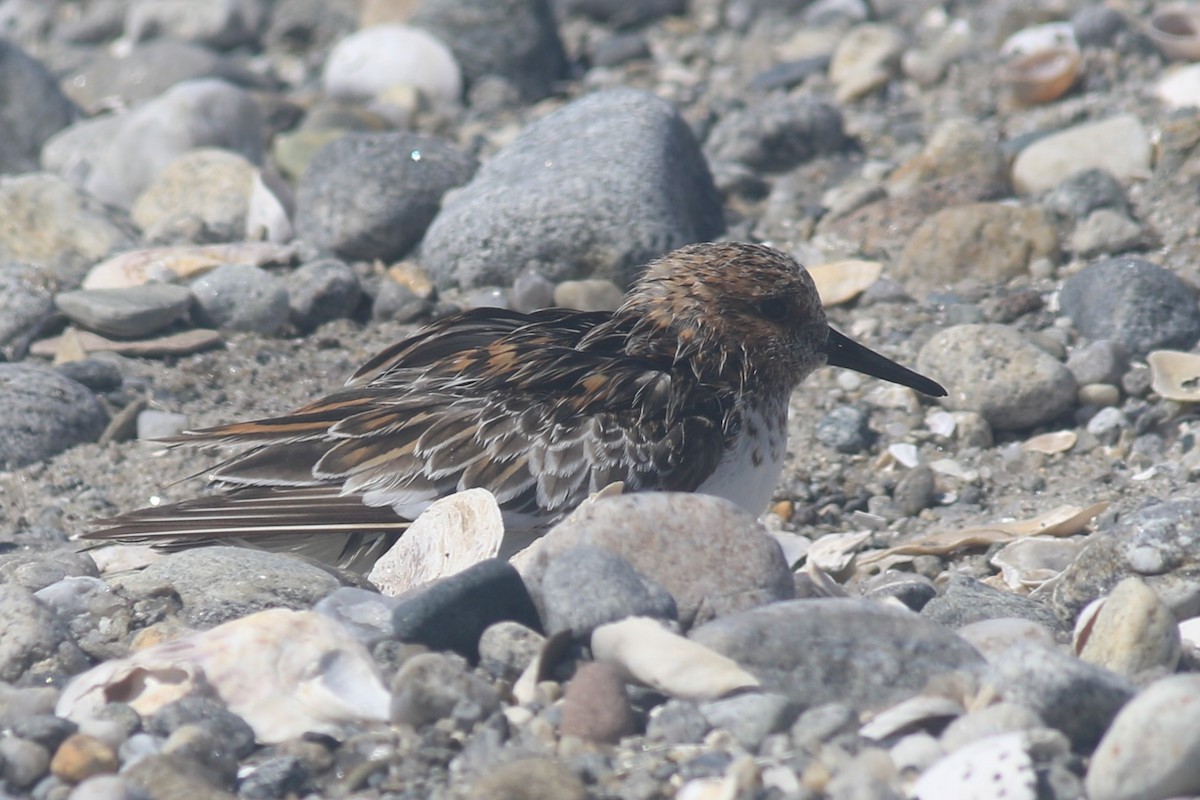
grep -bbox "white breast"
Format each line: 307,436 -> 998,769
696,399 -> 788,515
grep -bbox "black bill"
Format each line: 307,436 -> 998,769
823,327 -> 947,398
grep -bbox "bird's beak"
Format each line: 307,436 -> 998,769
822,327 -> 947,397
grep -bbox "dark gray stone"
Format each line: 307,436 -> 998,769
705,95 -> 848,173
923,575 -> 1064,634
111,546 -> 343,629
391,558 -> 541,662
295,132 -> 477,262
55,358 -> 124,393
892,465 -> 936,518
646,699 -> 710,744
986,642 -> 1134,752
10,714 -> 77,752
1066,339 -> 1129,387
0,40 -> 76,174
1071,6 -> 1127,47
690,599 -> 985,712
286,258 -> 362,331
539,545 -> 677,637
1043,169 -> 1130,222
0,364 -> 107,469
55,284 -> 193,338
411,0 -> 566,102
1059,257 -> 1200,356
421,89 -> 723,290
522,493 -> 793,630
0,736 -> 50,790
148,696 -> 257,759
814,406 -> 873,454
190,263 -> 289,335
563,0 -> 686,28
699,692 -> 799,751
390,651 -> 501,729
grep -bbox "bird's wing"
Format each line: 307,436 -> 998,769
86,307 -> 735,568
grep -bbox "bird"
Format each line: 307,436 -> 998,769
86,242 -> 946,573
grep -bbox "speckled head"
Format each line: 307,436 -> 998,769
620,241 -> 947,398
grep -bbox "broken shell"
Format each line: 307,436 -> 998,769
83,242 -> 300,289
1000,22 -> 1077,57
998,45 -> 1081,104
1073,595 -> 1106,654
860,694 -> 965,741
1147,5 -> 1200,61
1021,430 -> 1077,455
808,259 -> 884,306
990,537 -> 1081,591
1148,349 -> 1200,401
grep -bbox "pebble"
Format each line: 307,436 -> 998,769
560,662 -> 637,744
322,24 -> 462,106
552,279 -> 624,312
887,119 -> 1008,198
50,733 -> 119,783
284,258 -> 362,331
1086,674 -> 1200,800
466,757 -> 587,800
1042,168 -> 1130,222
294,131 -> 477,262
921,575 -> 1062,633
12,714 -> 79,752
563,0 -> 685,27
690,599 -> 984,712
410,0 -> 567,102
1011,114 -> 1151,195
478,621 -> 544,682
0,262 -> 56,351
130,148 -> 258,243
422,88 -> 723,290
916,324 -> 1077,431
1065,339 -> 1128,387
108,546 -> 342,629
390,651 -> 501,729
1078,577 -> 1180,677
55,284 -> 192,338
61,78 -> 264,210
68,774 -> 152,800
1059,257 -> 1200,356
0,364 -> 108,470
0,581 -> 91,683
1085,406 -> 1126,443
0,173 -> 135,287
519,492 -> 793,629
895,203 -> 1057,286
190,263 -> 289,335
814,405 -> 873,454
0,735 -> 51,790
391,558 -> 541,662
1068,208 -> 1143,257
699,692 -> 798,751
237,755 -> 308,800
985,641 -> 1134,752
1156,63 -> 1200,110
828,23 -> 903,102
540,544 -> 676,637
135,409 -> 189,441
705,95 -> 847,172
0,39 -> 76,174
940,703 -> 1045,752
123,0 -> 264,49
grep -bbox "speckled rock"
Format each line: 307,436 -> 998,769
0,364 -> 108,469
421,88 -> 723,290
131,148 -> 258,243
0,583 -> 90,684
285,258 -> 362,331
917,324 -> 1076,431
190,263 -> 289,335
0,262 -> 56,351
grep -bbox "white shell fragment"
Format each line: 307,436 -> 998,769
913,732 -> 1037,800
83,242 -> 301,289
368,488 -> 505,596
1147,5 -> 1200,61
590,617 -> 760,700
807,530 -> 872,576
860,694 -> 965,741
56,609 -> 390,743
1020,430 -> 1077,455
1148,350 -> 1200,401
990,537 -> 1082,591
808,260 -> 883,306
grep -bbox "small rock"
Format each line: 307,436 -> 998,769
131,148 -> 258,243
391,559 -> 541,662
699,692 -> 798,751
323,24 -> 462,106
295,132 -> 477,262
123,0 -> 264,48
0,736 -> 51,789
50,733 -> 118,783
563,0 -> 685,27
922,576 -> 1063,633
0,40 -> 76,174
646,699 -> 711,744
519,493 -> 793,629
11,714 -> 79,752
0,262 -> 55,351
478,621 -> 543,682
1087,674 -> 1200,800
539,545 -> 677,637
560,662 -> 637,744
422,88 -> 723,290
1069,209 -> 1143,257
1071,5 -> 1127,47
896,203 -> 1057,286
237,755 -> 308,800
0,364 -> 108,469
410,0 -> 566,102
1043,168 -> 1130,222
55,284 -> 193,338
705,95 -> 847,172
0,582 -> 90,683
390,651 -> 501,729
828,23 -> 903,102
1066,340 -> 1128,386
690,599 -> 984,712
1078,577 -> 1180,677
940,702 -> 1045,752
552,279 -> 624,312
466,757 -> 587,800
190,263 -> 289,335
286,258 -> 362,331
1060,257 -> 1200,356
1085,406 -> 1126,443
814,405 -> 873,454
917,324 -> 1076,431
136,409 -> 189,441
67,774 -> 151,800
893,465 -> 935,517
1011,114 -> 1151,195
887,119 -> 1008,198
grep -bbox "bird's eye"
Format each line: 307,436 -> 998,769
758,296 -> 790,322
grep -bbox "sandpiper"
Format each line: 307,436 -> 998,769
88,242 -> 946,572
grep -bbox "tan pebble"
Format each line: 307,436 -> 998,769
560,662 -> 636,744
1078,383 -> 1120,407
50,734 -> 118,783
467,757 -> 586,800
771,500 -> 794,521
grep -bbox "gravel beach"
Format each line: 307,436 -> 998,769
3,1 -> 1200,798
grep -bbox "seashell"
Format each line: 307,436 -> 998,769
590,616 -> 759,700
990,536 -> 1082,591
1000,22 -> 1077,57
1148,350 -> 1200,400
1021,430 -> 1077,455
998,44 -> 1081,104
808,259 -> 883,306
83,242 -> 301,289
808,530 -> 872,575
368,488 -> 505,596
1147,5 -> 1200,61
913,732 -> 1041,800
1073,595 -> 1106,654
860,694 -> 965,741
56,609 -> 390,743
